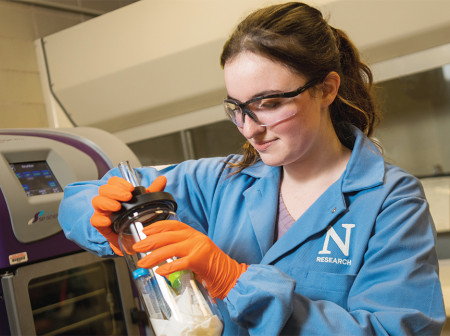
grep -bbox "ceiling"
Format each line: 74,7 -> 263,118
7,0 -> 139,16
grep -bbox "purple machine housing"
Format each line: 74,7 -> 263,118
0,128 -> 143,335
0,129 -> 112,270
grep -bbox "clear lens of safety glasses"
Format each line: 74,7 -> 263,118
224,99 -> 297,127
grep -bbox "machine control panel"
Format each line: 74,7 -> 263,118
0,134 -> 98,243
10,161 -> 63,196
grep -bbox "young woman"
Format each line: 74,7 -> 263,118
59,2 -> 445,334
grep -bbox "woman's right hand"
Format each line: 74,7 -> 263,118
90,175 -> 167,255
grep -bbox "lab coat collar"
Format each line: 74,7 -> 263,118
341,126 -> 385,193
242,167 -> 281,256
239,159 -> 274,179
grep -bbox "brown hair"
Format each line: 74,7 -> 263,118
220,2 -> 381,171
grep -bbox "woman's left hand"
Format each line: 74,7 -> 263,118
133,220 -> 248,300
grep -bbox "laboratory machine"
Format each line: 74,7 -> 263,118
0,127 -> 144,335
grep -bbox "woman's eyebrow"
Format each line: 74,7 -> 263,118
227,89 -> 284,102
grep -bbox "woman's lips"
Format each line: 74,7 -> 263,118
252,139 -> 276,152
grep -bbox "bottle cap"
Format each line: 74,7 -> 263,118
132,268 -> 150,279
112,191 -> 177,234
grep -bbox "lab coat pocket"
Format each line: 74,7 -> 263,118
293,270 -> 357,309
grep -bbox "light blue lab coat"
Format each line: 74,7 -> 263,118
59,127 -> 446,335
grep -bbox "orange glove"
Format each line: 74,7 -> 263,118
133,220 -> 248,300
90,175 -> 167,255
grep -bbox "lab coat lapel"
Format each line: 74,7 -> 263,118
243,167 -> 280,257
261,177 -> 347,265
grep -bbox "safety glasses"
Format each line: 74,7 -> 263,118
223,78 -> 321,127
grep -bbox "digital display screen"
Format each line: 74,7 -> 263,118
10,161 -> 63,196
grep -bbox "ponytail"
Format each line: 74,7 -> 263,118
330,27 -> 381,148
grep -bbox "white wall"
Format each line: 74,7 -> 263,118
0,1 -> 85,128
0,0 -> 134,129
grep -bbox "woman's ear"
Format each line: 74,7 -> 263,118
320,71 -> 340,108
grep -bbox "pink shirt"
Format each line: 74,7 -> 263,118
275,194 -> 295,240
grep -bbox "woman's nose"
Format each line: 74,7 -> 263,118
239,115 -> 266,139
